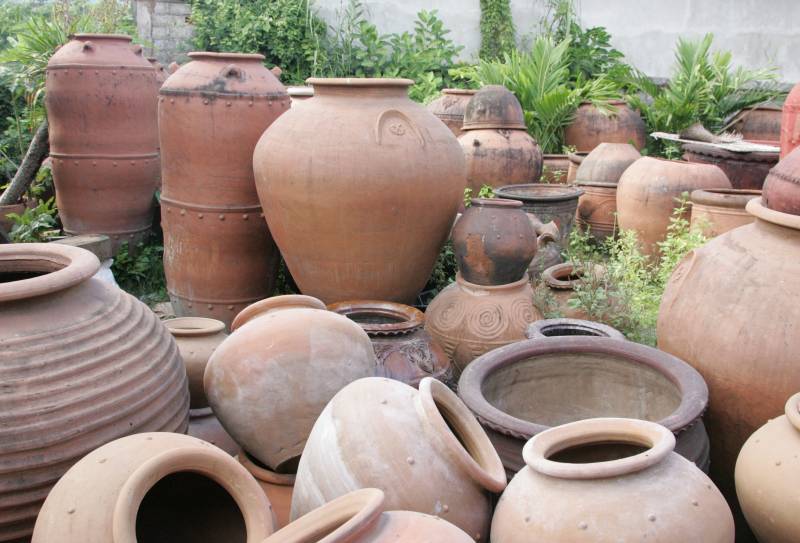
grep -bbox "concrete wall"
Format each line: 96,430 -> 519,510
135,0 -> 194,64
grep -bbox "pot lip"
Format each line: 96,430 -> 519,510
0,243 -> 100,303
542,262 -> 582,290
456,337 -> 709,439
690,188 -> 761,209
574,180 -> 618,188
441,88 -> 478,95
522,417 -> 676,480
455,271 -> 530,291
72,33 -> 133,41
747,197 -> 800,229
578,99 -> 629,107
287,86 -> 314,96
542,153 -> 570,160
469,197 -> 523,209
231,295 -> 326,331
327,300 -> 424,336
165,317 -> 227,337
525,318 -> 626,340
238,450 -> 296,486
495,183 -> 584,203
416,377 -> 507,493
188,51 -> 266,61
786,392 -> 800,432
306,77 -> 414,88
568,151 -> 589,162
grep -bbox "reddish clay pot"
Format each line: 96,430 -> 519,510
0,243 -> 189,542
780,83 -> 800,158
287,86 -> 313,103
566,151 -> 587,183
160,52 -> 288,327
254,78 -> 465,304
458,337 -> 710,477
188,407 -> 240,456
535,262 -> 590,320
616,157 -> 731,256
165,316 -> 227,409
204,295 -> 377,471
491,418 -> 733,542
564,100 -> 647,152
327,300 -> 452,388
690,188 -> 760,237
46,34 -> 160,251
731,103 -> 782,143
494,183 -> 582,247
239,451 -> 295,530
0,203 -> 24,236
683,143 -> 778,190
540,154 -> 570,183
31,433 -> 274,543
763,146 -> 800,215
148,56 -> 168,84
292,377 -> 507,540
526,318 -> 625,340
426,88 -> 476,137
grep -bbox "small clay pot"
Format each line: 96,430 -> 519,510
494,183 -> 583,247
427,88 -> 477,137
564,100 -> 647,152
566,151 -> 588,183
491,418 -> 734,542
763,146 -> 800,215
239,451 -> 296,530
188,407 -> 240,455
690,188 -> 760,237
165,316 -> 227,409
526,318 -> 625,340
541,154 -> 570,183
536,262 -> 590,320
683,143 -> 778,190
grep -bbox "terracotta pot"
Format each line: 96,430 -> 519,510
535,262 -> 590,319
426,88 -> 476,137
736,392 -> 800,543
160,52 -> 287,327
188,407 -> 240,455
292,377 -> 507,540
268,488 -> 473,542
204,295 -> 377,471
0,243 -> 189,542
253,78 -> 465,304
525,317 -> 625,340
31,432 -> 274,543
46,34 -> 159,251
731,104 -> 782,143
458,337 -> 710,477
576,142 -> 641,185
683,142 -> 778,190
165,316 -> 227,409
616,157 -> 732,256
780,83 -> 800,158
287,86 -> 313,103
491,418 -> 733,542
425,273 -> 542,376
239,451 -> 295,530
327,300 -> 452,388
690,188 -> 760,237
147,56 -> 168,84
564,100 -> 647,152
0,203 -> 24,236
540,153 -> 570,183
494,183 -> 583,248
462,85 -> 526,131
566,151 -> 587,183
763,146 -> 800,215
460,129 -> 543,192
657,197 -> 800,539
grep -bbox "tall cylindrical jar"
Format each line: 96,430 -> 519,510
45,34 -> 160,251
159,52 -> 288,327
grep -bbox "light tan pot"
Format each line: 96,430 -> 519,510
165,316 -> 227,409
239,451 -> 295,529
690,188 -> 760,238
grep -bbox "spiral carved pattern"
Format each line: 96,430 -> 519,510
468,303 -> 506,340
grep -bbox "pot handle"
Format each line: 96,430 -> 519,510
526,212 -> 558,246
168,61 -> 180,74
82,41 -> 94,52
132,44 -> 143,56
270,65 -> 282,79
223,64 -> 242,79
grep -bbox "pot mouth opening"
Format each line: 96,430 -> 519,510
239,451 -> 296,485
786,392 -> 800,432
456,271 -> 531,291
327,300 -> 423,335
188,51 -> 266,61
526,319 -> 625,340
495,183 -> 584,202
165,317 -> 227,337
72,33 -> 132,41
232,295 -> 326,331
691,188 -> 761,209
542,262 -> 586,289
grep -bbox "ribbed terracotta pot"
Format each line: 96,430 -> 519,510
526,318 -> 625,340
564,100 -> 647,152
763,146 -> 800,215
426,88 -> 476,137
683,143 -> 778,190
731,104 -> 782,143
239,451 -> 295,530
616,157 -> 732,256
0,243 -> 189,542
292,377 -> 507,541
540,154 -> 570,183
46,34 -> 160,251
491,418 -> 733,542
254,78 -> 464,304
780,83 -> 800,158
458,337 -> 710,477
31,433 -> 274,543
566,151 -> 587,183
494,183 -> 583,248
690,188 -> 760,237
165,316 -> 227,409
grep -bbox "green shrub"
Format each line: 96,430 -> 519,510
6,197 -> 58,242
112,237 -> 169,305
479,0 -> 515,61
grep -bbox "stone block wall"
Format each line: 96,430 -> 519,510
135,0 -> 194,64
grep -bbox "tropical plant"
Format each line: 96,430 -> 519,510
111,237 -> 169,304
479,0 -> 516,61
6,197 -> 58,242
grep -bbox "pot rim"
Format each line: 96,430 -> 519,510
231,295 -> 326,331
0,243 -> 100,303
441,88 -> 478,95
238,450 -> 296,486
287,86 -> 314,96
327,300 -> 424,336
188,51 -> 266,61
786,392 -> 800,432
165,317 -> 226,337
455,271 -> 530,292
306,77 -> 414,88
494,183 -> 584,203
747,197 -> 800,230
690,188 -> 761,209
574,180 -> 618,188
457,337 -> 709,439
71,33 -> 133,41
522,417 -> 676,480
470,197 -> 523,208
542,262 -> 582,290
526,318 -> 625,340
568,152 -> 589,162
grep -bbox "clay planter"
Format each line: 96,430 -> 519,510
165,316 -> 227,409
0,203 -> 24,236
564,100 -> 647,152
535,262 -> 589,319
46,34 -> 160,251
426,88 -> 476,137
160,52 -> 288,327
566,151 -> 587,183
491,418 -> 734,542
425,273 -> 542,376
540,154 -> 570,183
736,392 -> 800,543
526,318 -> 625,340
327,300 -> 452,388
494,183 -> 583,249
31,433 -> 274,543
731,104 -> 782,143
683,142 -> 778,190
763,146 -> 800,215
616,157 -> 732,256
239,451 -> 295,530
657,198 -> 800,537
780,83 -> 800,158
267,488 -> 473,542
204,295 -> 377,471
458,337 -> 710,477
292,377 -> 507,540
0,243 -> 189,542
690,188 -> 760,237
189,407 -> 240,455
254,78 -> 465,304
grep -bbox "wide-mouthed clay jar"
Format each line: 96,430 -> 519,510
690,188 -> 760,237
491,418 -> 734,542
458,337 -> 710,477
165,317 -> 227,409
526,318 -> 625,340
763,145 -> 800,215
0,243 -> 189,542
31,433 -> 274,543
253,78 -> 465,305
239,451 -> 295,530
564,100 -> 647,152
683,143 -> 778,190
204,295 -> 378,471
780,83 -> 800,158
426,88 -> 477,137
267,488 -> 473,542
292,377 -> 507,541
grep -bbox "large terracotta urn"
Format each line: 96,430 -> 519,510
253,78 -> 464,304
683,143 -> 778,190
780,83 -> 800,158
657,197 -> 800,540
690,188 -> 760,237
292,377 -> 507,541
46,34 -> 160,251
564,100 -> 647,152
160,52 -> 288,327
730,103 -> 782,143
426,88 -> 476,137
491,418 -> 734,542
763,146 -> 800,215
31,433 -> 274,543
616,157 -> 731,255
0,243 -> 189,542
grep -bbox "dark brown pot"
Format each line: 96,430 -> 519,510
683,143 -> 778,190
46,34 -> 160,251
328,300 -> 453,387
763,146 -> 800,215
457,337 -> 710,477
540,154 -> 570,183
426,88 -> 477,137
564,100 -> 647,152
525,318 -> 625,340
730,104 -> 782,143
494,184 -> 583,247
159,52 -> 288,327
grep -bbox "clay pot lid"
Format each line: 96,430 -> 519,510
165,317 -> 226,337
526,318 -> 626,340
327,300 -> 424,336
238,451 -> 296,486
462,85 -> 527,130
0,243 -> 100,302
746,197 -> 800,229
306,77 -> 414,88
786,393 -> 800,432
71,33 -> 133,41
494,183 -> 584,203
188,51 -> 266,61
690,188 -> 761,209
231,294 -> 326,331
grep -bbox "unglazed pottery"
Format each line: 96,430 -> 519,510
426,88 -> 476,137
188,407 -> 240,456
541,154 -> 570,183
204,295 -> 377,471
148,56 -> 168,84
0,243 -> 189,542
253,78 -> 465,304
526,317 -> 625,339
239,451 -> 295,529
494,183 -> 583,247
690,188 -> 760,237
683,143 -> 778,190
566,151 -> 587,183
730,103 -> 782,143
564,100 -> 647,152
536,262 -> 590,320
292,377 -> 507,540
165,316 -> 227,409
458,337 -> 710,477
491,418 -> 734,542
780,83 -> 800,158
763,146 -> 800,215
31,433 -> 274,543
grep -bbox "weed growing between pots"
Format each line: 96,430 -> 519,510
112,235 -> 168,306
